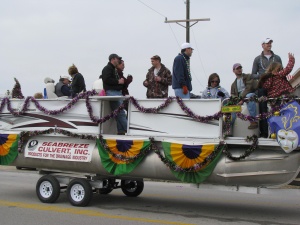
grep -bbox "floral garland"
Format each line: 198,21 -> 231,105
97,135 -> 152,162
0,90 -> 97,116
129,96 -> 174,113
86,95 -> 127,124
223,113 -> 232,137
2,92 -> 298,128
175,97 -> 222,122
222,135 -> 258,160
228,95 -> 298,105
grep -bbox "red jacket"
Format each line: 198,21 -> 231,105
263,57 -> 295,98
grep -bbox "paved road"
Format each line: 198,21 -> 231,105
0,167 -> 299,225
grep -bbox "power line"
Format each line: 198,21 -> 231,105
168,24 -> 181,48
137,0 -> 181,48
191,28 -> 207,79
136,0 -> 166,18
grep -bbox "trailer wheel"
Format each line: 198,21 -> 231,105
99,179 -> 115,194
121,179 -> 144,197
99,188 -> 113,194
36,175 -> 60,203
67,178 -> 92,207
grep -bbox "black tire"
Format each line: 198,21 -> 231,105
36,175 -> 60,203
67,178 -> 93,207
121,179 -> 144,197
99,179 -> 115,194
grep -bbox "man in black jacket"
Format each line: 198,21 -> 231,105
101,54 -> 127,134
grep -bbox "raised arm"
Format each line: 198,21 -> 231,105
276,53 -> 295,77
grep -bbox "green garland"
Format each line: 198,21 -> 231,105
222,135 -> 259,160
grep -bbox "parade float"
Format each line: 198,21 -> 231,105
0,79 -> 300,207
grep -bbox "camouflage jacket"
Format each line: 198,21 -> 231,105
143,64 -> 172,98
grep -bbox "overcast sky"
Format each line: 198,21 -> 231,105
1,0 -> 299,98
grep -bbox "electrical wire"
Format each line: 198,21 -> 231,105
191,28 -> 208,80
168,24 -> 181,48
137,0 -> 181,48
136,0 -> 166,18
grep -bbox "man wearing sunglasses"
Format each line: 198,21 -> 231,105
231,63 -> 258,129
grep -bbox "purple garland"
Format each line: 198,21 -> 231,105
129,96 -> 174,113
175,97 -> 222,122
1,94 -> 294,127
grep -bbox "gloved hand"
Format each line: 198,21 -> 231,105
182,85 -> 188,95
217,91 -> 225,97
127,75 -> 133,83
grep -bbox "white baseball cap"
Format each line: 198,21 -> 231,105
261,38 -> 273,44
61,75 -> 71,81
181,42 -> 194,50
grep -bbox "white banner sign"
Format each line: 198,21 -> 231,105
24,139 -> 95,162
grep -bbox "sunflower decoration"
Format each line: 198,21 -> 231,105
0,134 -> 19,165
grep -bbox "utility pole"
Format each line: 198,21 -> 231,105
165,0 -> 210,43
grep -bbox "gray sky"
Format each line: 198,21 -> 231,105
1,0 -> 299,98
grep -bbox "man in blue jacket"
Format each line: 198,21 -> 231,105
172,43 -> 193,99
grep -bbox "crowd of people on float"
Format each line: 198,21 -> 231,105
38,37 -> 295,137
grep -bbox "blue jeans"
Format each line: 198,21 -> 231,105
174,88 -> 190,99
106,90 -> 127,134
231,92 -> 257,124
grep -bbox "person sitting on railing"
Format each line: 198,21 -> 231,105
201,73 -> 229,100
231,63 -> 258,129
55,75 -> 71,97
258,53 -> 295,98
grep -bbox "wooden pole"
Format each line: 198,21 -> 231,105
186,0 -> 190,42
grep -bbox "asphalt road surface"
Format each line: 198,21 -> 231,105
0,167 -> 299,225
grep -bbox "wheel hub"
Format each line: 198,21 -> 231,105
39,181 -> 53,198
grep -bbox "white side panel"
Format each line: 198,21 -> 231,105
0,99 -> 101,134
128,99 -> 222,138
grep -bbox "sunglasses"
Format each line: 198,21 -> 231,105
211,80 -> 219,83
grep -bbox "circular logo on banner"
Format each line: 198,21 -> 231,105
28,140 -> 38,151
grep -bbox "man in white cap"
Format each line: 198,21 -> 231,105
252,38 -> 282,76
55,75 -> 71,97
172,43 -> 194,99
252,38 -> 282,138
